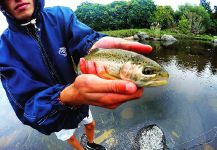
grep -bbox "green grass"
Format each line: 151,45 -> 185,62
100,28 -> 215,41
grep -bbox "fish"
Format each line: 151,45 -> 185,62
83,48 -> 169,87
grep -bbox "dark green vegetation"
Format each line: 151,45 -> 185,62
101,28 -> 215,41
75,0 -> 217,36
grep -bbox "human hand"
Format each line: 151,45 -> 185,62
59,36 -> 150,109
59,74 -> 144,109
90,36 -> 153,54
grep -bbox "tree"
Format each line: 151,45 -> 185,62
178,16 -> 191,34
75,0 -> 157,31
175,4 -> 211,34
184,12 -> 205,34
106,1 -> 130,30
207,6 -> 217,34
200,1 -> 217,34
75,2 -> 111,31
127,0 -> 156,28
154,6 -> 175,29
200,0 -> 212,13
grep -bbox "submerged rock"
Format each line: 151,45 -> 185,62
161,40 -> 176,46
132,124 -> 167,150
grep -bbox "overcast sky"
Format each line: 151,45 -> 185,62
0,0 -> 216,33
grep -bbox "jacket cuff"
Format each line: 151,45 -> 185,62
50,85 -> 70,111
50,84 -> 80,111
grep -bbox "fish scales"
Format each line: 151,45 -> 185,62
84,48 -> 169,87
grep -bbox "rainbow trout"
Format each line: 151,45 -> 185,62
83,48 -> 169,87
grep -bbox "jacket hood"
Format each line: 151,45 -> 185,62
0,0 -> 45,29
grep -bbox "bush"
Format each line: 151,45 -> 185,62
178,17 -> 190,34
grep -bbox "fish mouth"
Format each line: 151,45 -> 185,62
148,79 -> 168,87
136,77 -> 168,87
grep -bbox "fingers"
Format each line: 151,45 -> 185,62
78,61 -> 140,94
90,37 -> 153,54
119,41 -> 153,54
79,58 -> 110,79
103,87 -> 144,104
106,88 -> 144,109
109,81 -> 137,94
80,58 -> 97,74
89,88 -> 144,108
95,63 -> 109,79
73,74 -> 145,108
80,58 -> 87,73
87,61 -> 97,74
90,76 -> 138,94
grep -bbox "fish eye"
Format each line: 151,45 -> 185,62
142,67 -> 154,75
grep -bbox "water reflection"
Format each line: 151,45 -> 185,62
148,40 -> 217,75
91,40 -> 217,149
1,40 -> 217,149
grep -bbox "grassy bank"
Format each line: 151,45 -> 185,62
101,28 -> 215,41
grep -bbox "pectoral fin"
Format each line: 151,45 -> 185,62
99,72 -> 120,80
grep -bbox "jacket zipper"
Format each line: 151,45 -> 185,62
26,25 -> 62,84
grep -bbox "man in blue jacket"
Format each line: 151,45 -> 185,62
0,0 -> 152,149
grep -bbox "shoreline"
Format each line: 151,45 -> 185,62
101,28 -> 216,42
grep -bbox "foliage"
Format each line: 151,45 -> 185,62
207,5 -> 217,34
101,28 -> 214,41
75,0 -> 156,31
154,6 -> 175,29
175,4 -> 211,34
185,12 -> 206,34
106,1 -> 130,30
127,0 -> 156,28
200,0 -> 212,13
75,2 -> 111,31
150,23 -> 161,37
75,1 -> 217,35
177,17 -> 191,34
200,0 -> 217,34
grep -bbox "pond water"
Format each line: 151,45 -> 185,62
0,40 -> 217,150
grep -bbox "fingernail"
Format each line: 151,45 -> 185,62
80,58 -> 85,63
126,82 -> 136,93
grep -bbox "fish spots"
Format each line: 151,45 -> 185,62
84,48 -> 169,87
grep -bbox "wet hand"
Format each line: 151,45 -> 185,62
60,74 -> 144,109
90,36 -> 153,54
79,57 -> 107,78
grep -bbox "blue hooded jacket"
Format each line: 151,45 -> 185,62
0,0 -> 105,135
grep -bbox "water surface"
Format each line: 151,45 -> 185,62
0,40 -> 217,150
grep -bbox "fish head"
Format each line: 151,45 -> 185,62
120,58 -> 169,87
139,64 -> 169,87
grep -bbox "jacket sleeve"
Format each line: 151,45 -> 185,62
0,65 -> 89,135
0,7 -> 100,134
0,65 -> 73,133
